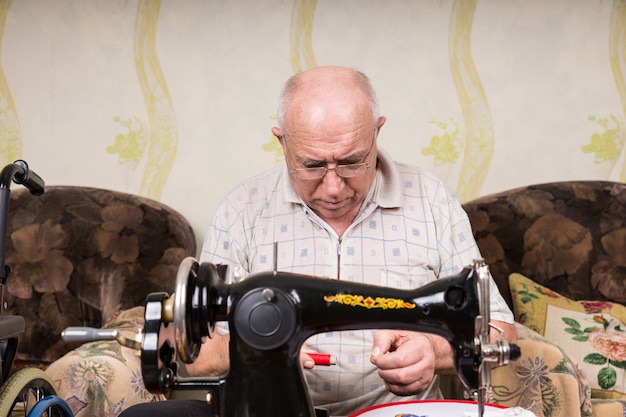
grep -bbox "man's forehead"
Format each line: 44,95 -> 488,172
285,95 -> 370,129
285,127 -> 374,159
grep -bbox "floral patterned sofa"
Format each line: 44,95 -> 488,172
1,185 -> 196,415
460,181 -> 626,417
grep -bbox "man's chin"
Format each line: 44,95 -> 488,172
312,205 -> 352,221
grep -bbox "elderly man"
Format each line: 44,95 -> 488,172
122,66 -> 516,417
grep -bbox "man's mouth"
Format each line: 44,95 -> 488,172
319,200 -> 345,210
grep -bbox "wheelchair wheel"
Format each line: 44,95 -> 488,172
0,368 -> 67,417
25,396 -> 73,417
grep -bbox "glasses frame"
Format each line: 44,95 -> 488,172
283,130 -> 377,181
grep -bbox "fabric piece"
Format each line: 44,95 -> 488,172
509,273 -> 626,400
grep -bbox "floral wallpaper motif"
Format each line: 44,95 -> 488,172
107,116 -> 146,176
579,0 -> 626,182
422,117 -> 461,166
582,115 -> 623,167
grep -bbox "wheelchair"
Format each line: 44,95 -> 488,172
0,160 -> 73,417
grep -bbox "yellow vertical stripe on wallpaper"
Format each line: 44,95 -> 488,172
263,0 -> 319,161
449,0 -> 494,202
609,0 -> 626,182
0,0 -> 22,167
290,0 -> 318,74
134,0 -> 177,200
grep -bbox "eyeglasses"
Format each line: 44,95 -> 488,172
283,131 -> 376,181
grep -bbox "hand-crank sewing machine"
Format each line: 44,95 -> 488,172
64,257 -> 521,417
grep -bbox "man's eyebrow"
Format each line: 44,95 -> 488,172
298,150 -> 367,166
340,150 -> 369,163
297,156 -> 325,167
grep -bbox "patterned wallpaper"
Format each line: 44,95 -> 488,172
0,0 -> 20,165
0,0 -> 623,247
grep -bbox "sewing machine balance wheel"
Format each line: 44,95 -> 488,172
172,256 -> 221,364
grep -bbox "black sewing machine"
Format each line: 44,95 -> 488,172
64,257 -> 520,417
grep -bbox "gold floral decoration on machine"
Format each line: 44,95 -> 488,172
324,294 -> 416,310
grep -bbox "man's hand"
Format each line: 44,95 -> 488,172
300,343 -> 323,369
369,330 -> 454,396
369,321 -> 517,396
185,333 -> 230,377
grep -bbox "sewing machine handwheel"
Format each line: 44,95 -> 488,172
174,257 -> 221,364
174,257 -> 202,363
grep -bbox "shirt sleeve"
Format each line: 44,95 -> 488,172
199,190 -> 250,284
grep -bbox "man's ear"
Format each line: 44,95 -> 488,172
271,127 -> 283,142
376,116 -> 387,133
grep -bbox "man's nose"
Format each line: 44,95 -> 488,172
320,166 -> 345,192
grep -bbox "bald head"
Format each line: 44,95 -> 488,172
276,66 -> 379,130
269,66 -> 385,236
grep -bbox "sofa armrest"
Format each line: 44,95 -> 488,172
45,307 -> 166,417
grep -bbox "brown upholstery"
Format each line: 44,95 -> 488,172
462,180 -> 626,310
456,181 -> 626,416
3,185 -> 196,367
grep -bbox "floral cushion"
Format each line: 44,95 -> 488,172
509,273 -> 626,400
488,323 -> 593,417
45,307 -> 166,417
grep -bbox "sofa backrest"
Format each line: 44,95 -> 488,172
462,181 -> 626,310
3,185 -> 197,364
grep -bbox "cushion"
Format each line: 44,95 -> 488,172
489,323 -> 593,417
509,272 -> 626,400
45,307 -> 166,416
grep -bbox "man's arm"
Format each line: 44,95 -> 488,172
490,320 -> 517,343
